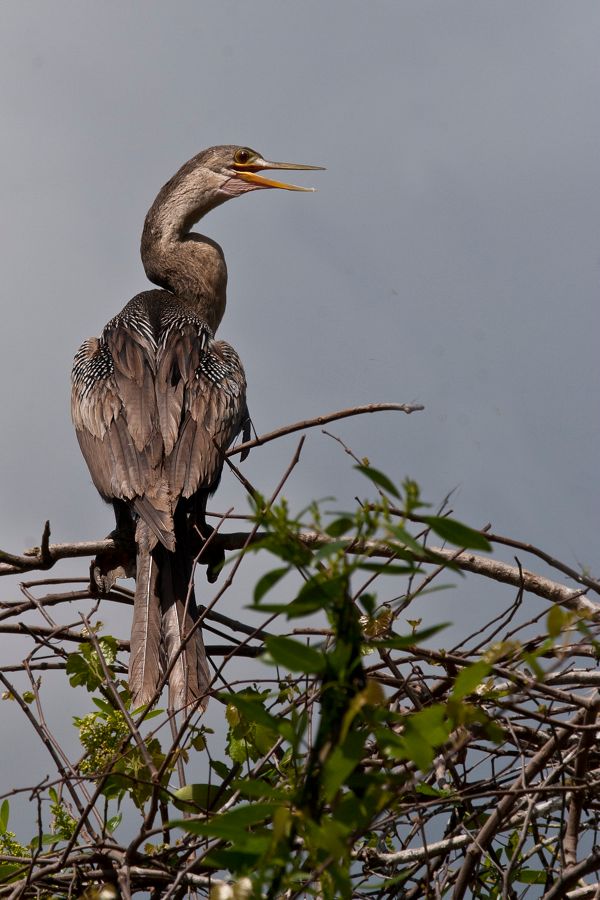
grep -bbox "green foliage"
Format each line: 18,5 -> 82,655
354,464 -> 402,499
0,802 -> 28,859
75,707 -> 130,775
264,635 -> 326,674
75,703 -> 171,809
4,458 -> 582,897
48,788 -> 77,841
66,634 -> 119,692
225,688 -> 281,764
0,800 -> 29,883
421,515 -> 492,551
173,782 -> 230,814
452,659 -> 492,701
171,475 -> 503,896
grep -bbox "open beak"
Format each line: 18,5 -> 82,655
234,158 -> 325,192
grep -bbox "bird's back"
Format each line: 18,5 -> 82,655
71,289 -> 248,550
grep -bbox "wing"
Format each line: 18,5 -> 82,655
158,331 -> 249,499
71,320 -> 174,548
72,310 -> 248,549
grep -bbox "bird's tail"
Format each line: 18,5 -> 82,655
129,522 -> 163,708
129,519 -> 210,711
159,532 -> 211,711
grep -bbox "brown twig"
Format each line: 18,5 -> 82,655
2,531 -> 594,615
452,693 -> 600,899
226,402 -> 424,458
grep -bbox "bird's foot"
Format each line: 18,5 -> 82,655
190,523 -> 225,583
89,529 -> 136,596
205,548 -> 225,584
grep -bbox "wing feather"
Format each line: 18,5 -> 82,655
108,329 -> 156,452
72,299 -> 248,550
179,339 -> 248,498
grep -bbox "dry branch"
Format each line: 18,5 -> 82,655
227,401 -> 424,458
2,400 -> 600,896
2,530 -> 595,618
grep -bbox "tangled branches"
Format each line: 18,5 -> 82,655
0,405 -> 599,898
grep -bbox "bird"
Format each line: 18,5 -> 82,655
71,145 -> 322,710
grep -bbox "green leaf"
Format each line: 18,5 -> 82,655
252,533 -> 312,567
482,718 -> 505,744
515,869 -> 546,884
452,661 -> 492,701
173,802 -> 276,839
415,782 -> 449,798
421,516 -> 491,551
322,730 -> 365,801
264,636 -> 326,674
357,562 -> 420,576
232,779 -> 285,801
523,650 -> 545,680
173,783 -> 230,813
383,705 -> 452,772
294,572 -> 348,610
359,593 -> 376,616
305,819 -> 349,861
250,723 -> 275,756
386,523 -> 428,555
210,759 -> 230,781
253,570 -> 350,618
0,862 -> 24,882
326,516 -> 355,538
312,540 -> 348,561
223,693 -> 290,737
547,604 -> 566,639
253,566 -> 289,604
106,813 -> 122,834
140,707 -> 164,721
99,775 -> 125,802
248,601 -> 296,615
223,693 -> 295,749
227,734 -> 250,764
355,465 -> 401,499
368,623 -> 448,650
0,800 -> 8,834
65,650 -> 102,692
40,834 -> 58,848
203,847 -> 265,869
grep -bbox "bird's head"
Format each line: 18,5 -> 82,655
207,144 -> 324,197
142,145 -> 323,325
164,145 -> 323,225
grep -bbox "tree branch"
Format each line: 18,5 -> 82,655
227,402 -> 424,458
1,530 -> 595,618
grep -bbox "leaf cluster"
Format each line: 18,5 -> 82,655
0,460 -> 597,898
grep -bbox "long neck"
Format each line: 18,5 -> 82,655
140,176 -> 228,333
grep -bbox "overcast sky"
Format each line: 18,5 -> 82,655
0,1 -> 599,833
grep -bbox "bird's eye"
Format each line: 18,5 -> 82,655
234,148 -> 252,165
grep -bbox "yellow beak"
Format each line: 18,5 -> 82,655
234,159 -> 325,192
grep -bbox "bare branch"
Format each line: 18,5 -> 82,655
2,530 -> 594,617
227,401 -> 424,458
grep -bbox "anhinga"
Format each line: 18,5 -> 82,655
71,145 -> 322,710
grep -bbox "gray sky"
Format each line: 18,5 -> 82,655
0,0 -> 599,833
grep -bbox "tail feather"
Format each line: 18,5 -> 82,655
160,543 -> 210,711
129,514 -> 210,711
129,526 -> 163,707
133,495 -> 176,552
